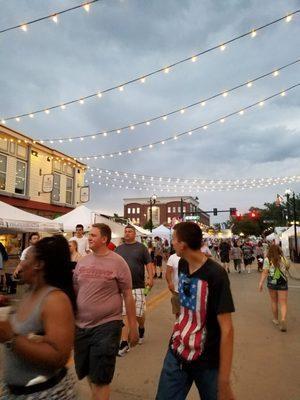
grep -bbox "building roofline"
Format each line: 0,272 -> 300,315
0,123 -> 86,167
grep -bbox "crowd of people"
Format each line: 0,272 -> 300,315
0,223 -> 291,400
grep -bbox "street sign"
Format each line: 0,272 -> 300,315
185,215 -> 200,221
42,174 -> 54,193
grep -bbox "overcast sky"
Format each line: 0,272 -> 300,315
1,0 -> 300,223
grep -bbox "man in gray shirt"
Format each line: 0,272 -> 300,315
115,225 -> 154,356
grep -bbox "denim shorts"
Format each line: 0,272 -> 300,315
74,320 -> 122,385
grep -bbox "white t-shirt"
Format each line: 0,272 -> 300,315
201,245 -> 212,257
70,236 -> 89,256
20,246 -> 32,261
167,253 -> 180,293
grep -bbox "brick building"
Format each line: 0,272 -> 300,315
123,196 -> 210,228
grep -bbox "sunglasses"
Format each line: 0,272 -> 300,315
182,278 -> 192,297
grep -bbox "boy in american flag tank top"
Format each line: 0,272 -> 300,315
156,222 -> 235,400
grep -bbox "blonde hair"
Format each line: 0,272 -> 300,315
267,244 -> 283,268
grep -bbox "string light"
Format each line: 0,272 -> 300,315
3,10 -> 299,122
77,83 -> 300,160
85,169 -> 300,192
28,59 -> 300,143
0,0 -> 101,35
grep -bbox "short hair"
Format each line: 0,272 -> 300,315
125,225 -> 135,232
29,232 -> 40,241
173,222 -> 203,250
68,239 -> 78,251
92,223 -> 111,244
76,224 -> 84,230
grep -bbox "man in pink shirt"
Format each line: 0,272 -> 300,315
73,223 -> 138,400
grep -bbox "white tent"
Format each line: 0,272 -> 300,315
281,225 -> 300,257
0,201 -> 62,232
55,205 -> 125,241
55,205 -> 96,232
128,222 -> 151,236
266,232 -> 276,241
150,225 -> 172,240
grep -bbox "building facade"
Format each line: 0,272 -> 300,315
123,196 -> 210,228
0,124 -> 87,219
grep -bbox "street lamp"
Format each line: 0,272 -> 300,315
149,194 -> 157,232
284,189 -> 299,262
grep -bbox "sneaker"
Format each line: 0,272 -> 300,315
138,327 -> 145,345
138,337 -> 144,345
280,320 -> 287,332
118,342 -> 130,357
272,319 -> 279,326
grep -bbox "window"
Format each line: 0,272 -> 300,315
178,206 -> 181,213
167,217 -> 171,223
66,177 -> 73,205
15,160 -> 26,194
51,173 -> 61,202
127,208 -> 131,214
136,217 -> 140,224
132,208 -> 136,214
183,206 -> 186,213
167,207 -> 171,213
172,207 -> 176,213
0,154 -> 7,190
136,207 -> 140,214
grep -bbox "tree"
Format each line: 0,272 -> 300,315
143,220 -> 153,230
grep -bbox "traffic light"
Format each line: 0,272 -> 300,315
249,210 -> 258,219
213,208 -> 218,216
236,212 -> 242,221
229,208 -> 237,216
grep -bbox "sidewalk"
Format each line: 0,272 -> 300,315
288,261 -> 300,280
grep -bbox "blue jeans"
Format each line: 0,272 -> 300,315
156,349 -> 218,400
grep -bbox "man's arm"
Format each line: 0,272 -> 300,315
145,262 -> 154,288
165,265 -> 175,293
123,289 -> 139,347
217,313 -> 235,400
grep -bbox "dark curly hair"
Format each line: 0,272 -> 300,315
33,235 -> 76,312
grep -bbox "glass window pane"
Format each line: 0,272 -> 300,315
15,160 -> 26,194
0,154 -> 7,190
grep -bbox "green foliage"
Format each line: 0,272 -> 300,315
143,220 -> 153,230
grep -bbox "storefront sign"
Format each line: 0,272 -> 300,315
80,186 -> 90,203
42,174 -> 54,193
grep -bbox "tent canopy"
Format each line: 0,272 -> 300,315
0,201 -> 62,232
128,222 -> 151,236
55,205 -> 126,239
150,225 -> 172,239
55,205 -> 95,232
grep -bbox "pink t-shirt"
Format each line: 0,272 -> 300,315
73,251 -> 132,328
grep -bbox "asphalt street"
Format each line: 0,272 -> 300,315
75,261 -> 300,400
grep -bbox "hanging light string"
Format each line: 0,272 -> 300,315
0,0 -> 101,35
77,83 -> 299,160
22,58 -> 299,143
1,9 -> 298,124
85,173 -> 300,192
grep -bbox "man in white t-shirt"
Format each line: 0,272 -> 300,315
70,224 -> 90,256
166,252 -> 180,317
13,232 -> 40,278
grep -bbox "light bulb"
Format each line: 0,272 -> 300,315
79,99 -> 84,104
286,15 -> 292,22
146,121 -> 151,126
273,70 -> 279,77
20,24 -> 27,32
92,135 -> 96,139
140,77 -> 146,83
164,67 -> 170,74
222,92 -> 228,98
16,117 -> 20,122
191,56 -> 197,62
117,129 -> 121,133
118,86 -> 124,92
251,30 -> 257,38
1,120 -> 5,124
180,109 -> 185,114
60,104 -> 66,110
239,110 -> 244,115
103,132 -> 107,136
220,44 -> 226,51
281,91 -> 286,97
29,114 -> 34,118
247,82 -> 253,88
97,92 -> 102,98
83,4 -> 90,12
163,116 -> 168,121
203,125 -> 208,130
45,109 -> 50,114
220,118 -> 225,123
52,15 -> 58,23
130,125 -> 135,130
259,101 -> 264,106
201,101 -> 206,107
